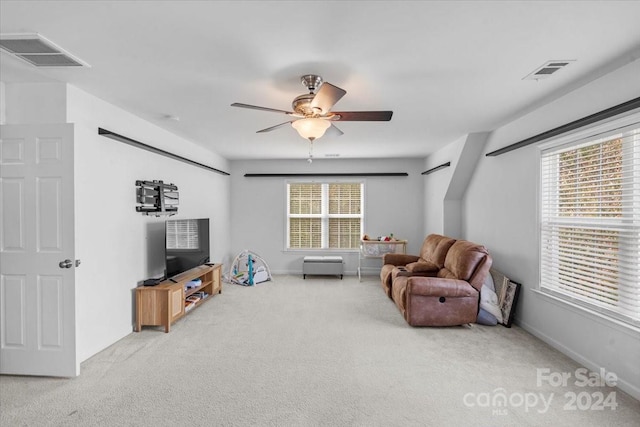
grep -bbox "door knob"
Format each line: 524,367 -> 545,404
59,259 -> 73,269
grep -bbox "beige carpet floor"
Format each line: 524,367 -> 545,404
1,274 -> 639,426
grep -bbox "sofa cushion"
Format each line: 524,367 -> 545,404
419,234 -> 456,268
477,308 -> 498,326
441,240 -> 490,284
479,272 -> 503,323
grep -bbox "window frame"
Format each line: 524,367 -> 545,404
537,110 -> 640,328
285,180 -> 365,251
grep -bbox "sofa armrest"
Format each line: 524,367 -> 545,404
407,277 -> 478,298
382,253 -> 420,266
406,261 -> 438,273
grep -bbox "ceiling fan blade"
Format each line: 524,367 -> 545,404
332,111 -> 393,121
231,103 -> 293,115
310,82 -> 346,114
256,121 -> 293,133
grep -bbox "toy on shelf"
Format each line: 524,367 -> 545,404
358,234 -> 407,281
362,233 -> 398,242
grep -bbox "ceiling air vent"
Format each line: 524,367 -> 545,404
523,60 -> 574,81
0,33 -> 89,67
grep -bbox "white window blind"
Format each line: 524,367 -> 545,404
166,219 -> 200,250
540,120 -> 640,326
329,183 -> 363,249
287,182 -> 363,249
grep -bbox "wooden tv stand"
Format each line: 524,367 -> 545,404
135,264 -> 222,333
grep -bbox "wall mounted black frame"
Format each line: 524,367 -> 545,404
486,96 -> 640,157
244,173 -> 408,178
98,128 -> 230,176
421,162 -> 451,175
136,180 -> 178,216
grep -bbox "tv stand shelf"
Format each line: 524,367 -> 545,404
135,264 -> 221,333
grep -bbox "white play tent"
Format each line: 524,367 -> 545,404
227,249 -> 272,286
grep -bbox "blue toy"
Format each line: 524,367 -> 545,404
247,254 -> 254,286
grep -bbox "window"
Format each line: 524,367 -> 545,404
287,182 -> 363,249
166,219 -> 200,250
540,117 -> 640,327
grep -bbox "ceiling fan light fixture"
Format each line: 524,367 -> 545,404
291,118 -> 330,141
231,74 -> 393,143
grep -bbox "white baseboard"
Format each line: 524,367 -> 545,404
517,318 -> 640,401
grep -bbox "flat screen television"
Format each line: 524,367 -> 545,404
165,218 -> 210,279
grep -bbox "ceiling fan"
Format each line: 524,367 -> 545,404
231,74 -> 393,142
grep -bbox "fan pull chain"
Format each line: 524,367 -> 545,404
307,139 -> 314,163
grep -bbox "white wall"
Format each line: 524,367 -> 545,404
65,85 -> 231,363
4,82 -> 67,124
423,132 -> 491,239
462,58 -> 640,399
229,158 -> 424,275
0,82 -> 5,123
1,82 -> 232,365
423,136 -> 465,236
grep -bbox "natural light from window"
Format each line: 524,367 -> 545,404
540,118 -> 640,327
287,182 -> 363,250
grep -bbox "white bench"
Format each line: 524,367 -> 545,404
303,256 -> 344,279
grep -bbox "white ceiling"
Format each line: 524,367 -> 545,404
2,1 -> 640,160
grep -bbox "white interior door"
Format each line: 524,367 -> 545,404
0,123 -> 78,377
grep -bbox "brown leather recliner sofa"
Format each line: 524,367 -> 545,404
380,234 -> 456,296
380,234 -> 492,326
